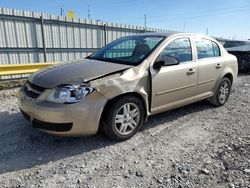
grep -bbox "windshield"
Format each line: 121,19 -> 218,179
89,35 -> 165,65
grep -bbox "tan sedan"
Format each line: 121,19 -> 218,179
19,33 -> 238,140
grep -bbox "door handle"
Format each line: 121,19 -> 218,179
216,63 -> 222,68
187,68 -> 196,74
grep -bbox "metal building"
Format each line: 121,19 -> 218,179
0,8 -> 175,66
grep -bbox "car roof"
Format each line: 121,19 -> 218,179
131,32 -> 176,37
131,32 -> 216,40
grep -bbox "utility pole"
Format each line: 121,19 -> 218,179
60,5 -> 64,16
88,5 -> 91,19
144,13 -> 147,32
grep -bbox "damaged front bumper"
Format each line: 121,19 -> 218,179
19,89 -> 108,136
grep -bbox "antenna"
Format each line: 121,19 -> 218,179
88,5 -> 90,19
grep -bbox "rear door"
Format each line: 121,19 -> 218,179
150,37 -> 198,114
194,38 -> 223,95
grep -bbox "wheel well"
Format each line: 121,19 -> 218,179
223,73 -> 233,84
100,92 -> 147,125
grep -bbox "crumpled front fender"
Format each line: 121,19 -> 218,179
89,65 -> 151,115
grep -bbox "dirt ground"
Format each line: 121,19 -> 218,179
0,74 -> 249,188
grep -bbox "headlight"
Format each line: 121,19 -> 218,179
47,85 -> 94,104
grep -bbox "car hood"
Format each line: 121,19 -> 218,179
28,59 -> 132,88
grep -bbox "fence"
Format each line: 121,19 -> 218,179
0,7 -> 175,66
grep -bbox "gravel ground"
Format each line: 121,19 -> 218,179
0,74 -> 249,188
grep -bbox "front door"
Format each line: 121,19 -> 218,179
150,37 -> 198,114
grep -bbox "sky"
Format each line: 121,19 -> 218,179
0,0 -> 249,40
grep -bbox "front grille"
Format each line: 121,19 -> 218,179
23,81 -> 46,99
32,119 -> 73,132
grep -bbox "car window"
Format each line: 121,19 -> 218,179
158,38 -> 192,63
195,39 -> 220,59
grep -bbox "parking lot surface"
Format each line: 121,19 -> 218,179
0,74 -> 249,188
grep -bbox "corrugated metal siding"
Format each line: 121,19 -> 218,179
0,7 -> 175,68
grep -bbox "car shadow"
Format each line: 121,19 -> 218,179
0,100 -> 213,174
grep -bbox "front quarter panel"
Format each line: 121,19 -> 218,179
89,64 -> 150,115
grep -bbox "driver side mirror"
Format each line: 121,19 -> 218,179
153,56 -> 179,69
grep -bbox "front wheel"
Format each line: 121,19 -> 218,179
209,77 -> 232,106
101,96 -> 145,141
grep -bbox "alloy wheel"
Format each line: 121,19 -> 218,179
114,103 -> 140,136
218,81 -> 230,104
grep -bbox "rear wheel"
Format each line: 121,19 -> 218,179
101,96 -> 145,141
209,77 -> 232,106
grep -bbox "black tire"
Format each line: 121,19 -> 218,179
101,95 -> 145,141
209,77 -> 232,107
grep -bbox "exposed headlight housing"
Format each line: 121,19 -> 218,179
47,85 -> 94,104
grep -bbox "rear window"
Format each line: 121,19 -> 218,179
195,39 -> 221,59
